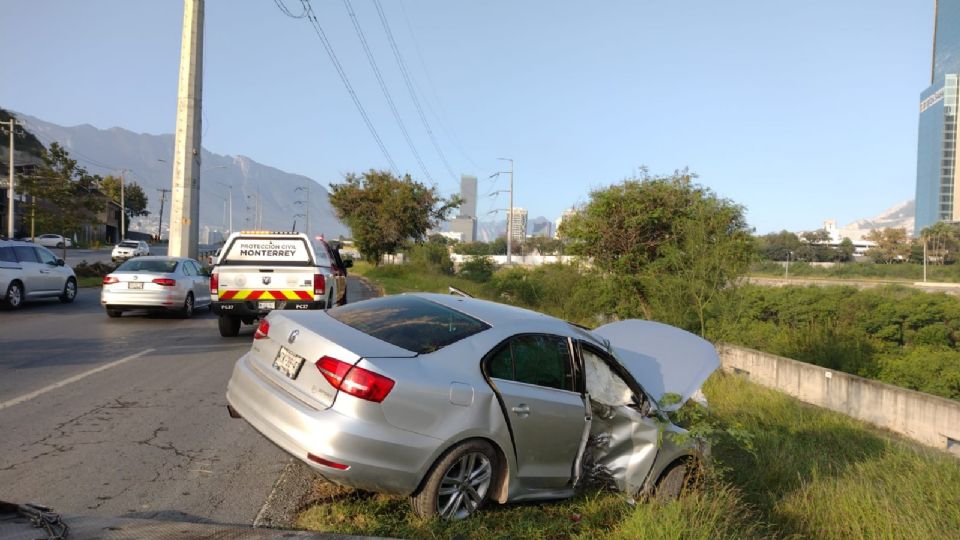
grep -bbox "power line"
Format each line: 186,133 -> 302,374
286,0 -> 399,175
273,0 -> 306,18
374,0 -> 456,183
397,1 -> 483,172
341,0 -> 432,183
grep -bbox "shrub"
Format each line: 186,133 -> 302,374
458,256 -> 496,282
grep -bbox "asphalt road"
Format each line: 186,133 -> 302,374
0,277 -> 378,525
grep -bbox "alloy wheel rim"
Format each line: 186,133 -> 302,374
185,295 -> 193,315
66,281 -> 76,299
9,285 -> 21,306
437,452 -> 492,520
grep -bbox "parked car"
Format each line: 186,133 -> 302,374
31,234 -> 73,249
211,231 -> 351,337
111,240 -> 150,262
225,292 -> 719,519
100,256 -> 211,318
0,240 -> 78,309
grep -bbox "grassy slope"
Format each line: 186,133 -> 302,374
297,263 -> 960,539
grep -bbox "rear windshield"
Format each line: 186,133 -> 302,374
117,259 -> 178,273
328,295 -> 490,354
119,241 -> 139,248
219,236 -> 312,266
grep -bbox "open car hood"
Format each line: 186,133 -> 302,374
592,320 -> 719,410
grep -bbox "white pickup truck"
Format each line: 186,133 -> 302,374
210,231 -> 351,337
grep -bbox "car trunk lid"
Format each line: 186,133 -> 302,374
592,320 -> 719,411
248,311 -> 416,410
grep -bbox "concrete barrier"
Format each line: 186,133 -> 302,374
717,344 -> 960,457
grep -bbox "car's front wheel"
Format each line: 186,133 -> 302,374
59,278 -> 77,303
4,281 -> 24,309
218,314 -> 241,337
410,439 -> 497,520
654,460 -> 693,502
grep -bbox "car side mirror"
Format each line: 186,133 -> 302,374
56,259 -> 65,267
343,259 -> 353,268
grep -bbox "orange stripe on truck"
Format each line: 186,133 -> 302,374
218,290 -> 313,301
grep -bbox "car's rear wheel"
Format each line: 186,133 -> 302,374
56,242 -> 64,249
218,314 -> 241,337
411,439 -> 497,520
180,293 -> 194,319
105,308 -> 123,318
59,278 -> 77,303
4,281 -> 24,309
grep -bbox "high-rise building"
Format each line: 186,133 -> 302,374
555,208 -> 577,239
508,207 -> 528,245
459,174 -> 477,219
915,0 -> 960,232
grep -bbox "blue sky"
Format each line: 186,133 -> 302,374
0,1 -> 933,233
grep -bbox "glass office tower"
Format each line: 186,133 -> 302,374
915,0 -> 960,232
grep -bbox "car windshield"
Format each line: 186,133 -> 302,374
119,241 -> 139,248
116,259 -> 178,273
328,295 -> 490,354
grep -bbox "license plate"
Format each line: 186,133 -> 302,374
258,300 -> 275,310
273,347 -> 305,379
128,282 -> 143,289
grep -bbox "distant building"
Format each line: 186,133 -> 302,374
450,217 -> 476,243
508,207 -> 528,244
532,221 -> 552,238
437,231 -> 464,243
915,0 -> 960,232
459,175 -> 477,219
555,208 -> 577,239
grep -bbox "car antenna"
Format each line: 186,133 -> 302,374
448,286 -> 473,298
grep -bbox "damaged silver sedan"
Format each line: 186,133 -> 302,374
225,293 -> 719,519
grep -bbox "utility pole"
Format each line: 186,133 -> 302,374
498,158 -> 514,265
295,184 -> 310,238
119,169 -> 126,240
168,0 -> 205,259
3,118 -> 21,239
156,188 -> 171,241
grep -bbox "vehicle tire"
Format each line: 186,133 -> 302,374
218,314 -> 241,337
4,281 -> 24,309
339,291 -> 348,306
654,461 -> 691,502
180,292 -> 195,319
106,308 -> 123,318
410,439 -> 497,520
59,277 -> 77,303
56,242 -> 64,249
326,292 -> 334,310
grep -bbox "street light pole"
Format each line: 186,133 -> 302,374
216,180 -> 233,235
120,170 -> 126,240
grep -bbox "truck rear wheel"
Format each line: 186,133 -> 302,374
218,315 -> 241,337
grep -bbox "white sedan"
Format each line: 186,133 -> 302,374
32,234 -> 73,248
101,256 -> 211,318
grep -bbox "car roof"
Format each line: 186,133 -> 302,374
120,255 -> 193,262
0,240 -> 48,248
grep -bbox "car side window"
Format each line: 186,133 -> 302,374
182,262 -> 196,276
13,246 -> 39,263
313,243 -> 332,267
487,334 -> 574,392
35,248 -> 57,265
0,246 -> 16,263
581,344 -> 635,407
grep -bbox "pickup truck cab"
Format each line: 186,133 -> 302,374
210,231 -> 351,337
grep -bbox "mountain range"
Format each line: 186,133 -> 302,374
15,113 -> 349,241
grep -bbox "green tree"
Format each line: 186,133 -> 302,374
838,237 -> 856,262
865,228 -> 912,263
562,169 -> 754,334
919,221 -> 960,265
19,143 -> 102,253
328,170 -> 460,265
99,175 -> 150,234
757,230 -> 801,261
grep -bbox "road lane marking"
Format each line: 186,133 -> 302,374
0,348 -> 156,411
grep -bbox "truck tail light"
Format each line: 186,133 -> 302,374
253,319 -> 270,340
210,271 -> 219,296
152,278 -> 176,287
315,356 -> 394,403
313,273 -> 325,296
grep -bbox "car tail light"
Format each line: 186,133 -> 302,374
313,273 -> 325,296
307,453 -> 350,470
315,356 -> 395,403
152,278 -> 176,287
210,271 -> 219,296
103,275 -> 119,284
254,319 -> 270,340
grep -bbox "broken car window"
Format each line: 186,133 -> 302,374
583,345 -> 634,407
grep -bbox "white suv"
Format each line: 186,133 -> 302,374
112,240 -> 150,262
0,240 -> 78,309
